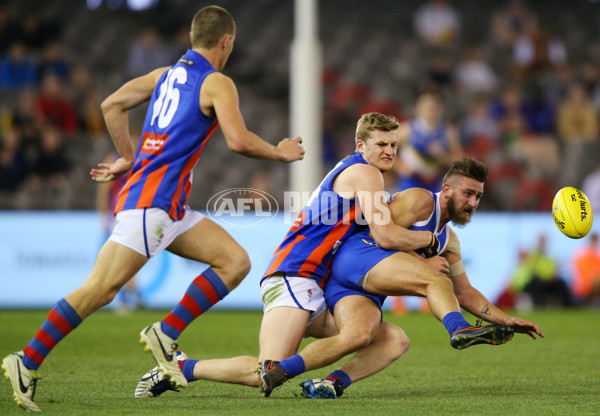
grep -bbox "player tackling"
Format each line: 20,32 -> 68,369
298,157 -> 545,398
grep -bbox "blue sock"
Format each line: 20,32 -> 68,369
180,359 -> 198,382
442,311 -> 471,335
278,354 -> 305,379
325,369 -> 352,389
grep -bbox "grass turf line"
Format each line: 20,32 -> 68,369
0,309 -> 599,415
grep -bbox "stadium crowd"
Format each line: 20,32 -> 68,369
1,0 -> 600,213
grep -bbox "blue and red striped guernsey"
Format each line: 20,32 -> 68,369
263,153 -> 368,287
115,49 -> 219,220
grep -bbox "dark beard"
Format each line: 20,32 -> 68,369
448,194 -> 472,227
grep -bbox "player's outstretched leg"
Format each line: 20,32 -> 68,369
450,324 -> 514,350
2,352 -> 40,412
135,351 -> 189,398
259,360 -> 288,397
299,378 -> 343,399
140,322 -> 188,388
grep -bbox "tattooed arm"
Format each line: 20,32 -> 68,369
442,229 -> 544,339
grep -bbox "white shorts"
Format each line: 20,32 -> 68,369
109,206 -> 205,258
260,274 -> 327,326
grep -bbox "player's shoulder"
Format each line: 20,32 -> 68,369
333,162 -> 382,194
204,71 -> 233,86
340,163 -> 382,184
391,187 -> 434,219
392,187 -> 433,206
343,162 -> 380,176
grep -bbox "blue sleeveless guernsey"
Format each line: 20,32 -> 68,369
263,152 -> 368,288
116,49 -> 219,220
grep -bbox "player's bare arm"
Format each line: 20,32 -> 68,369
334,164 -> 433,251
203,72 -> 304,162
443,229 -> 544,339
92,67 -> 169,183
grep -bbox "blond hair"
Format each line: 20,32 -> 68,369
355,112 -> 399,144
191,6 -> 236,49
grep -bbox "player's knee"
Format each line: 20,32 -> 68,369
221,248 -> 251,288
340,331 -> 373,352
388,326 -> 410,361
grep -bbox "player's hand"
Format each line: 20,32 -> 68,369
507,317 -> 545,340
90,158 -> 134,183
424,256 -> 450,274
277,137 -> 305,162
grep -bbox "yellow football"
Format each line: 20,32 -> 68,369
552,187 -> 593,239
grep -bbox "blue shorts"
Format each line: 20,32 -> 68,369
326,232 -> 394,313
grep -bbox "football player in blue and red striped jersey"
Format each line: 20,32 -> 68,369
2,6 -> 304,411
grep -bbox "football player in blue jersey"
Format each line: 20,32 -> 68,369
298,157 -> 545,399
2,6 -> 305,411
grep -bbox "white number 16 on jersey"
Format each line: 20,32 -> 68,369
151,67 -> 187,129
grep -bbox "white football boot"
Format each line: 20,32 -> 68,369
2,351 -> 41,412
134,351 -> 187,398
139,322 -> 188,388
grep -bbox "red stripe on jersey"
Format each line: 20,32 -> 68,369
48,309 -> 73,335
115,159 -> 151,214
298,204 -> 357,276
265,234 -> 307,277
35,329 -> 57,349
193,275 -> 221,305
24,346 -> 44,366
168,120 -> 218,219
135,163 -> 169,209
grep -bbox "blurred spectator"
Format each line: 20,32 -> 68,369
499,250 -> 533,311
80,88 -> 106,138
0,5 -> 18,55
581,166 -> 600,210
454,46 -> 498,95
491,84 -> 555,135
0,127 -> 29,191
7,88 -> 42,146
31,126 -> 70,181
15,125 -> 72,209
35,73 -> 78,135
572,233 -> 600,306
413,0 -> 461,47
489,0 -> 537,48
557,82 -> 599,186
17,12 -> 60,50
126,27 -> 173,77
245,168 -> 283,209
462,97 -> 500,145
461,96 -> 500,162
512,22 -> 567,79
0,42 -> 37,91
394,93 -> 463,192
513,234 -> 574,308
37,42 -> 70,81
424,54 -> 455,92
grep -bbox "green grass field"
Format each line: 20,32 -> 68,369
1,308 -> 599,415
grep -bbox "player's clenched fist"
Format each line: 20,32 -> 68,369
277,136 -> 305,162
